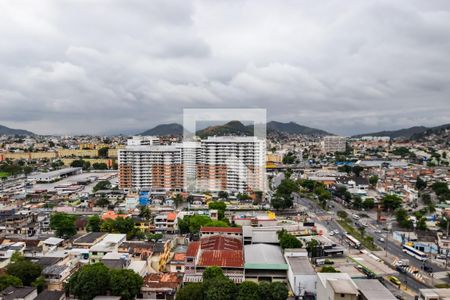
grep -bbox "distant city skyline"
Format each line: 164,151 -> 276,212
1,0 -> 450,135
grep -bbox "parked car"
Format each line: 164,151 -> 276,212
378,237 -> 385,242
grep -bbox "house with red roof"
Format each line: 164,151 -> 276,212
184,228 -> 245,283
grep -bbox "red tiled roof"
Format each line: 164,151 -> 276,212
173,253 -> 186,261
198,250 -> 244,268
186,241 -> 200,257
167,212 -> 177,221
200,236 -> 242,251
200,227 -> 242,233
143,273 -> 180,289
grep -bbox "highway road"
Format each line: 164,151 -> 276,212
292,193 -> 436,294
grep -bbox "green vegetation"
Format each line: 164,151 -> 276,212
381,194 -> 403,212
282,152 -> 298,164
320,266 -> 340,273
50,212 -> 77,238
176,267 -> 288,300
208,201 -> 227,220
432,182 -> 450,201
87,215 -> 102,232
368,175 -> 378,187
272,177 -> 299,209
178,214 -> 229,235
0,275 -> 22,291
92,162 -> 108,170
70,159 -> 91,170
93,180 -> 112,192
416,177 -> 427,191
337,219 -> 379,251
66,263 -> 143,300
392,147 -> 410,158
100,217 -> 142,239
6,253 -> 42,286
277,229 -> 302,249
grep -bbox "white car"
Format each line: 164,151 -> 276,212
378,237 -> 385,242
334,230 -> 339,235
329,231 -> 335,236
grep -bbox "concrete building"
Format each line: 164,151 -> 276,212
354,279 -> 397,300
322,136 -> 347,154
419,288 -> 450,300
118,136 -> 266,193
284,249 -> 317,299
28,167 -> 82,183
317,273 -> 359,300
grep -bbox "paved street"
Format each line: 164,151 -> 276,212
292,193 -> 443,295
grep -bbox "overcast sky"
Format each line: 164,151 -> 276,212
1,0 -> 450,136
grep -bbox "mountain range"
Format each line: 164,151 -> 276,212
138,120 -> 333,137
0,124 -> 35,136
352,124 -> 450,139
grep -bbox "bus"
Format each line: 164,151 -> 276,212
344,233 -> 362,249
402,244 -> 427,261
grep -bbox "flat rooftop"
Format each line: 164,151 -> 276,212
286,256 -> 316,275
354,279 -> 397,300
244,244 -> 287,270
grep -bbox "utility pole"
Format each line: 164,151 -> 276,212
386,222 -> 392,258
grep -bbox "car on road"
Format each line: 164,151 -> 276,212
329,231 -> 334,236
374,229 -> 382,233
352,214 -> 360,220
388,276 -> 401,286
334,230 -> 339,235
378,237 -> 385,242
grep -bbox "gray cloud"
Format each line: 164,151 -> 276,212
0,0 -> 449,135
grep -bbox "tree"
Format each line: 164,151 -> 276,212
369,175 -> 379,187
147,233 -> 163,242
32,276 -> 45,293
270,282 -> 288,300
110,269 -> 143,300
66,263 -> 111,300
282,152 -> 296,164
92,163 -> 108,170
238,281 -> 259,300
421,193 -> 432,205
278,229 -> 302,249
203,266 -> 225,281
337,210 -> 348,219
70,159 -> 90,170
208,201 -> 227,220
381,194 -> 403,212
416,177 -> 427,191
320,266 -> 340,273
139,205 -> 151,221
352,195 -> 363,210
173,193 -> 183,209
392,147 -> 410,158
0,275 -> 22,291
258,281 -> 273,300
98,147 -> 109,158
218,191 -> 229,200
87,215 -> 102,232
93,180 -> 112,192
6,255 -> 42,286
50,213 -> 77,238
362,198 -> 375,210
204,277 -> 238,300
177,283 -> 204,300
178,215 -> 212,234
337,165 -> 352,174
396,208 -> 412,228
96,196 -> 110,208
432,182 -> 450,201
306,239 -> 321,258
352,165 -> 364,177
358,226 -> 365,238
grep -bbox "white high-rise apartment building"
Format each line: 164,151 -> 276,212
118,136 -> 266,193
322,136 -> 347,154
